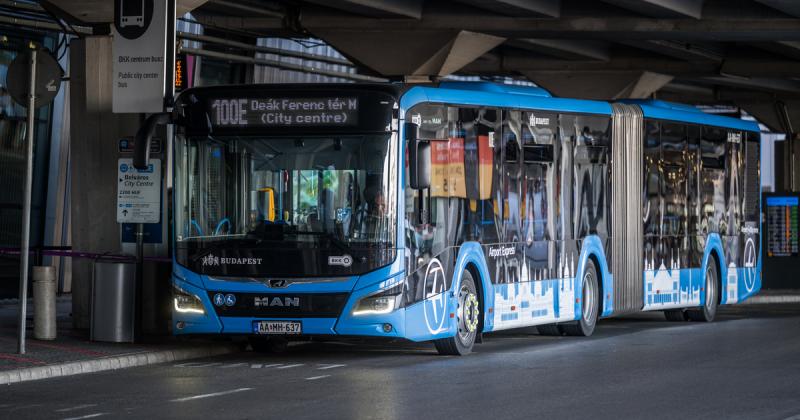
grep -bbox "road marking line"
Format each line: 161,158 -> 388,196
62,413 -> 108,420
261,363 -> 283,369
250,364 -> 262,369
317,364 -> 345,370
305,375 -> 330,381
56,404 -> 98,413
174,362 -> 223,368
276,364 -> 303,369
220,363 -> 247,368
170,388 -> 254,403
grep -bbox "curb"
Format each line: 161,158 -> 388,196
0,343 -> 240,385
745,295 -> 800,304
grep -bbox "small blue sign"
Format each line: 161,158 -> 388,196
225,294 -> 236,307
213,293 -> 225,307
767,196 -> 799,207
120,163 -> 129,173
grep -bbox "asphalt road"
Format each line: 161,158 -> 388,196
2,304 -> 800,420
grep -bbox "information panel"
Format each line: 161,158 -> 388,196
117,158 -> 161,224
766,196 -> 798,257
209,97 -> 359,128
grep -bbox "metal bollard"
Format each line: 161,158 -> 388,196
33,266 -> 57,340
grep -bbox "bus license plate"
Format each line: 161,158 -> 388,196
253,321 -> 302,335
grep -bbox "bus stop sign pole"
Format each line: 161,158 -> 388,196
17,48 -> 37,355
6,44 -> 63,354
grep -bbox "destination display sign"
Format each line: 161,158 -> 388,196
209,97 -> 359,128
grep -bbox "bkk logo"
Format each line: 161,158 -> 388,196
422,258 -> 447,335
743,237 -> 757,292
328,255 -> 353,267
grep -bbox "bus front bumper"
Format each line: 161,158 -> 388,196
172,277 -> 409,339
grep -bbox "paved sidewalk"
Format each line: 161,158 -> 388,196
747,289 -> 800,304
0,296 -> 240,384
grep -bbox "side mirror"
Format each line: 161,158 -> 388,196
405,122 -> 430,189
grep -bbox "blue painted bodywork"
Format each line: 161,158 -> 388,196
621,99 -> 761,132
172,82 -> 762,342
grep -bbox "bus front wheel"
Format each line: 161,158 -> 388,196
434,271 -> 480,356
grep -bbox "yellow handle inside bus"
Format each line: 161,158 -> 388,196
258,187 -> 276,222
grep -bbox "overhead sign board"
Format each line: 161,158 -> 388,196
208,97 -> 359,128
112,0 -> 169,113
117,158 -> 161,223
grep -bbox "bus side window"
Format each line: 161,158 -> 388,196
643,120 -> 661,238
574,115 -> 611,239
700,126 -> 727,234
661,122 -> 687,238
661,122 -> 688,269
687,125 -> 703,268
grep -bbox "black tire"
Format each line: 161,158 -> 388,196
536,324 -> 562,336
249,337 -> 288,353
561,259 -> 600,337
434,271 -> 480,355
688,258 -> 719,322
664,309 -> 688,322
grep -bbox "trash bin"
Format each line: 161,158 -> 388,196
91,259 -> 136,343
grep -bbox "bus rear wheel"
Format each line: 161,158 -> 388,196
688,260 -> 718,322
434,271 -> 480,356
561,259 -> 599,337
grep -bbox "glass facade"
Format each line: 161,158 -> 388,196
0,32 -> 58,296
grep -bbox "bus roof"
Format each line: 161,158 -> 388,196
401,83 -> 613,116
620,99 -> 761,132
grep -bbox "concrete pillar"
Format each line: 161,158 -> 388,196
738,100 -> 800,192
69,36 -> 140,329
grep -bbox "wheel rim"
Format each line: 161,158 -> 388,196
457,285 -> 479,344
582,270 -> 596,327
705,265 -> 717,316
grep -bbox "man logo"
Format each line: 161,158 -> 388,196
254,297 -> 301,307
743,238 -> 757,292
269,279 -> 288,288
422,258 -> 448,335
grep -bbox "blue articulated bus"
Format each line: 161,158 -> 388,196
166,82 -> 761,355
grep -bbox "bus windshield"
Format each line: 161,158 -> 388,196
174,134 -> 398,277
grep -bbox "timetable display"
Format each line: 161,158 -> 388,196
209,97 -> 359,128
766,196 -> 799,257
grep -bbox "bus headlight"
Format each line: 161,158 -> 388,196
173,285 -> 206,315
352,280 -> 405,316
